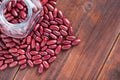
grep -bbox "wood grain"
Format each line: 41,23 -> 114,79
0,67 -> 19,80
0,0 -> 120,80
98,35 -> 120,80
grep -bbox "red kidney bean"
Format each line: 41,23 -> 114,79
48,56 -> 56,63
11,53 -> 19,57
4,54 -> 12,58
43,6 -> 48,14
44,28 -> 52,33
47,40 -> 57,45
0,61 -> 3,66
30,51 -> 39,55
43,32 -> 49,37
50,21 -> 58,25
60,25 -> 68,31
0,64 -> 8,70
40,9 -> 44,16
43,61 -> 49,69
44,14 -> 50,20
49,1 -> 56,7
39,26 -> 44,35
39,51 -> 48,56
68,26 -> 74,35
6,42 -> 16,48
40,0 -> 48,5
48,11 -> 54,20
36,43 -> 40,51
34,24 -> 40,31
26,45 -> 31,52
21,38 -> 26,44
35,37 -> 42,42
31,39 -> 35,49
50,33 -> 57,39
15,8 -> 20,13
27,36 -> 32,44
44,20 -> 50,25
53,8 -> 58,17
60,30 -> 68,36
48,44 -> 57,49
46,49 -> 55,56
18,59 -> 26,65
55,18 -> 63,24
32,55 -> 41,60
16,3 -> 24,10
12,39 -> 20,44
33,59 -> 42,65
9,48 -> 17,53
35,32 -> 40,38
0,47 -> 2,51
26,52 -> 32,59
52,31 -> 61,36
58,10 -> 63,18
16,46 -> 20,49
20,64 -> 27,70
39,16 -> 44,23
38,64 -> 44,74
50,25 -> 59,31
66,36 -> 76,41
46,3 -> 54,11
0,34 -> 8,38
18,49 -> 25,55
27,60 -> 34,67
12,0 -> 17,7
41,22 -> 48,28
62,40 -> 71,45
5,59 -> 13,64
7,1 -> 12,11
2,38 -> 12,43
62,45 -> 71,50
12,9 -> 18,17
41,46 -> 48,51
57,36 -> 63,44
3,8 -> 7,14
9,61 -> 18,68
20,44 -> 28,48
42,55 -> 51,60
72,39 -> 81,46
17,55 -> 26,60
41,38 -> 47,47
0,50 -> 9,54
20,11 -> 27,19
5,13 -> 12,18
55,45 -> 61,55
0,57 -> 5,60
63,18 -> 70,26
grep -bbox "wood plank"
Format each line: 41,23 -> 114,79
14,0 -> 120,80
98,35 -> 120,80
0,67 -> 19,80
56,0 -> 120,80
14,0 -> 100,80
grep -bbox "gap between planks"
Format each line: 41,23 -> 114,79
96,33 -> 120,79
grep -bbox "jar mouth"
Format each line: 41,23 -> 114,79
0,0 -> 33,28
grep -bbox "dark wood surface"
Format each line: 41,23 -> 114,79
0,0 -> 120,80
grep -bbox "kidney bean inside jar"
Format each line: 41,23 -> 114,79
4,0 -> 28,24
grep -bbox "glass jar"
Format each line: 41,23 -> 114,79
0,0 -> 43,38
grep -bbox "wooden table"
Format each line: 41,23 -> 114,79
0,0 -> 120,80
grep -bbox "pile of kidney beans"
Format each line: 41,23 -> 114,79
0,0 -> 80,74
4,0 -> 28,24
